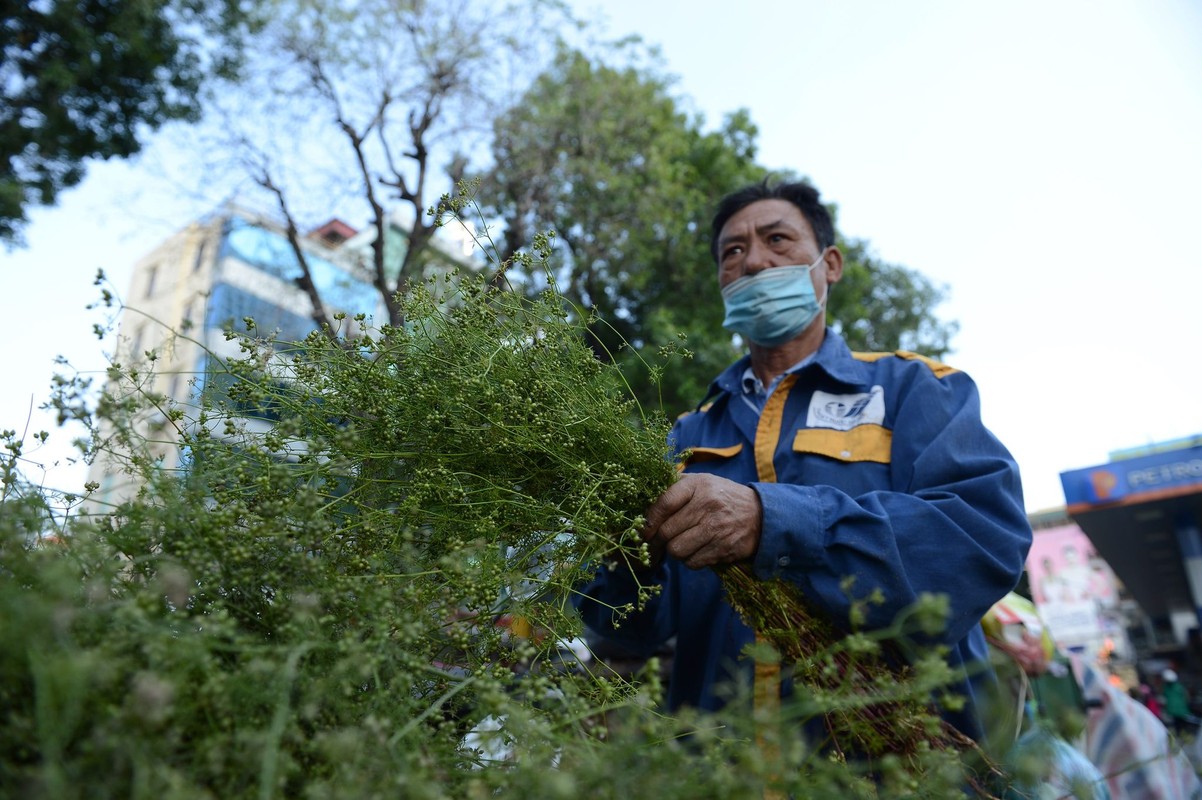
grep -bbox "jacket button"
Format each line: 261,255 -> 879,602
777,556 -> 790,567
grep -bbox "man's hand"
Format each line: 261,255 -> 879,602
642,473 -> 763,569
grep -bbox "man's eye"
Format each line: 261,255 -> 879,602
722,246 -> 742,259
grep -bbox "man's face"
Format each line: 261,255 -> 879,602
715,199 -> 839,294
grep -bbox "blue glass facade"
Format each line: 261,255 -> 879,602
204,282 -> 317,344
220,217 -> 380,315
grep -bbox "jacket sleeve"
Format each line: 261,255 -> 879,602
751,368 -> 1032,646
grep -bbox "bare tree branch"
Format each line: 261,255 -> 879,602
183,0 -> 575,333
255,170 -> 337,340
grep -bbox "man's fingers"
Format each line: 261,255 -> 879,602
642,477 -> 696,540
665,525 -> 744,570
661,523 -> 703,563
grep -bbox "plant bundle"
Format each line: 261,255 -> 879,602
719,565 -> 991,783
0,248 -> 690,796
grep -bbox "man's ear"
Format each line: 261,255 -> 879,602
823,246 -> 844,285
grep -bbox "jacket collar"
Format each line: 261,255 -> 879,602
706,327 -> 870,404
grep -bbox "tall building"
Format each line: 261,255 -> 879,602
85,205 -> 478,510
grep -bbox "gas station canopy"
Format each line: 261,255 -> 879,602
1061,438 -> 1202,623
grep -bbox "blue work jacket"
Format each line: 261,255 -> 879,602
577,328 -> 1032,740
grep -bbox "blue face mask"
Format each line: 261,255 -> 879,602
720,252 -> 828,347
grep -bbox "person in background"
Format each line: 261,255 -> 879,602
1161,669 -> 1192,736
576,179 -> 1033,741
1140,683 -> 1163,720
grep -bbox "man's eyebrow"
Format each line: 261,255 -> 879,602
717,219 -> 794,250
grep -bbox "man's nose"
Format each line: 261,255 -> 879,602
743,240 -> 774,274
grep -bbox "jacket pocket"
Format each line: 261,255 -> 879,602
682,443 -> 744,467
792,425 -> 892,464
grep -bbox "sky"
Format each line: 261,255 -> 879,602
3,0 -> 1201,514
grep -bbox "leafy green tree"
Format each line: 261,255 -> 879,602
478,46 -> 767,415
0,0 -> 260,245
480,45 -> 957,416
831,236 -> 958,358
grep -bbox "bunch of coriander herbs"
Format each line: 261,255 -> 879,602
195,251 -> 988,788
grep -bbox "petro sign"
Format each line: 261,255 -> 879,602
1061,444 -> 1202,507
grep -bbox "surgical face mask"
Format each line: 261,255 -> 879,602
720,252 -> 827,347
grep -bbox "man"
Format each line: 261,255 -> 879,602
576,179 -> 1032,741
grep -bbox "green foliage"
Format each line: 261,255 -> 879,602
479,45 -> 767,415
830,238 -> 958,358
189,265 -> 681,649
0,503 -> 981,799
0,253 -> 681,797
480,45 -> 959,416
0,0 -> 261,243
0,247 -> 994,797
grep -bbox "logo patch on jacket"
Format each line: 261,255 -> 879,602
806,386 -> 885,431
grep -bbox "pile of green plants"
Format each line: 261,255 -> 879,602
0,233 -> 998,798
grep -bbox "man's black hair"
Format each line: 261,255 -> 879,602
710,179 -> 836,262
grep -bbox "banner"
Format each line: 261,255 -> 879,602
1027,524 -> 1120,652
